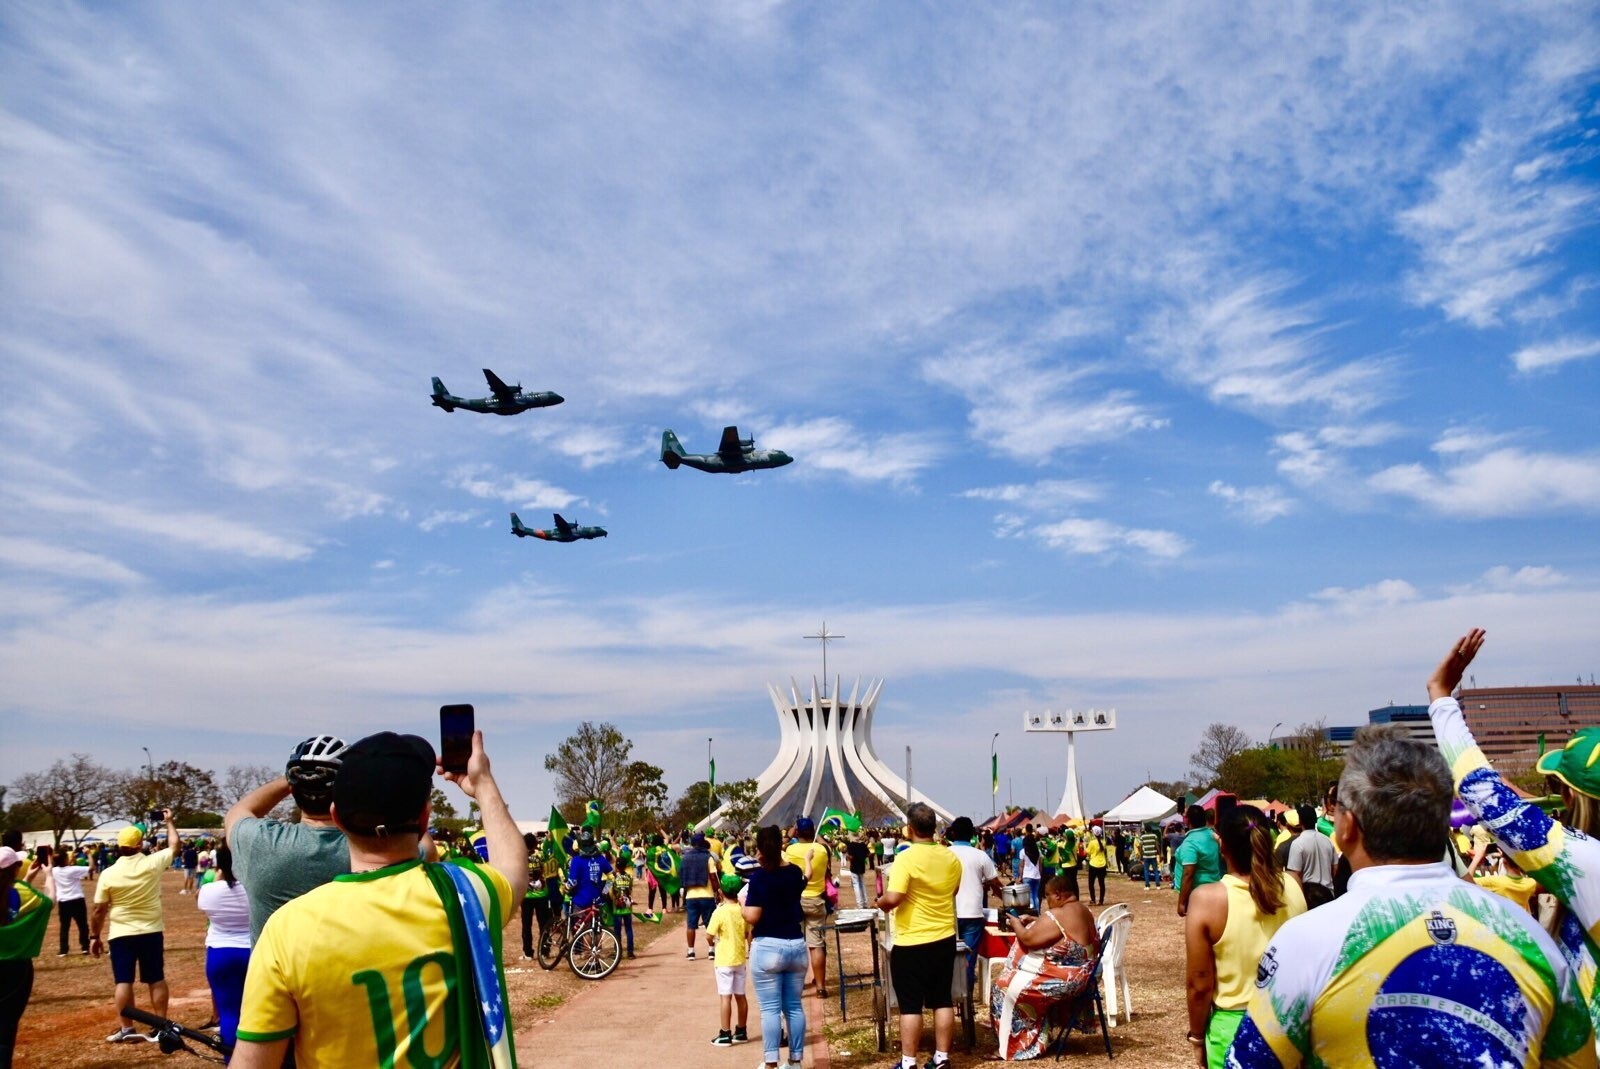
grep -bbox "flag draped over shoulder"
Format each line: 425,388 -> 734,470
423,859 -> 516,1069
0,883 -> 49,960
819,807 -> 861,833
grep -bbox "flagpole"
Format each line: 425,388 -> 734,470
990,733 -> 1000,819
708,737 -> 715,807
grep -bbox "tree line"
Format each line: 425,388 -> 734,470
1138,720 -> 1345,808
543,720 -> 764,832
2,755 -> 292,849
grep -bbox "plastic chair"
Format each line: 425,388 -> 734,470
1043,950 -> 1113,1060
1094,907 -> 1132,1027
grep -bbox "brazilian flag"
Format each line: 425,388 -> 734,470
819,807 -> 862,833
583,799 -> 603,830
649,844 -> 681,899
547,806 -> 571,870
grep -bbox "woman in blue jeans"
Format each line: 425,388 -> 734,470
743,825 -> 807,1069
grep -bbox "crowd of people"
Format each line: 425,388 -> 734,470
3,627 -> 1600,1069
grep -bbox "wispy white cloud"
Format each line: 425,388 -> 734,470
419,509 -> 478,533
961,480 -> 1104,510
1448,564 -> 1566,595
761,418 -> 941,486
452,468 -> 583,512
0,537 -> 142,585
923,343 -> 1164,462
1512,335 -> 1600,373
14,487 -> 314,561
1370,446 -> 1600,517
1309,579 -> 1419,614
1399,133 -> 1596,329
1029,517 -> 1189,561
1140,272 -> 1393,416
1208,481 -> 1294,523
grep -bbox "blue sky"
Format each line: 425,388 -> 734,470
3,3 -> 1598,821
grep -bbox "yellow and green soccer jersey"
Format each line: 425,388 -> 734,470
1227,862 -> 1595,1068
238,856 -> 512,1069
1432,695 -> 1600,1040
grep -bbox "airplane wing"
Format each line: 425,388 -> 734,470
553,513 -> 574,534
482,368 -> 519,402
718,426 -> 743,457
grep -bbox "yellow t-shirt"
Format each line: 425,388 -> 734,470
1083,836 -> 1108,869
94,848 -> 174,940
1476,873 -> 1538,913
706,900 -> 749,967
237,857 -> 512,1068
784,841 -> 830,898
887,842 -> 961,947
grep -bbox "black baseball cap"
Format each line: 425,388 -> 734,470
333,732 -> 436,837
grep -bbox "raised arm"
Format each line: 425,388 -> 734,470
225,777 -> 293,841
438,730 -> 527,906
1427,631 -> 1600,915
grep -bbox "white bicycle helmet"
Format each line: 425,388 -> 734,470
286,735 -> 347,794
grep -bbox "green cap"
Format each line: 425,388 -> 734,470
719,873 -> 744,895
1535,727 -> 1600,798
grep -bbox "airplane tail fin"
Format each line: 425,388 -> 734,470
660,430 -> 685,469
510,512 -> 528,535
431,377 -> 455,411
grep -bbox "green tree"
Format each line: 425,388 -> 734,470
1190,723 -> 1253,787
715,778 -> 762,834
618,761 -> 668,834
543,721 -> 633,814
11,754 -> 118,848
428,788 -> 470,837
112,760 -> 225,825
668,780 -> 716,831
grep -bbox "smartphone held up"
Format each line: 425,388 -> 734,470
440,704 -> 475,774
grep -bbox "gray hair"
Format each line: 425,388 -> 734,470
1337,724 -> 1452,862
905,802 -> 937,838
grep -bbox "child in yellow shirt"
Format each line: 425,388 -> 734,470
706,874 -> 750,1046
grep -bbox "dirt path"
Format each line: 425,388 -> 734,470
516,916 -> 829,1069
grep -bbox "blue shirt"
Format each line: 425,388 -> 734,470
745,863 -> 804,940
567,854 -> 613,909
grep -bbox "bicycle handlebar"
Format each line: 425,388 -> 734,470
120,1006 -> 233,1058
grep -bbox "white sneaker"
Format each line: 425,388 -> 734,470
106,1026 -> 138,1043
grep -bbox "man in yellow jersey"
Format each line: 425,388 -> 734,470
783,818 -> 832,997
91,809 -> 179,1043
877,803 -> 962,1069
232,730 -> 526,1069
1227,726 -> 1594,1069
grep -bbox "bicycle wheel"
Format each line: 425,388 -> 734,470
568,925 -> 621,980
537,923 -> 568,971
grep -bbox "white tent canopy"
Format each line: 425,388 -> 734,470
1101,786 -> 1178,824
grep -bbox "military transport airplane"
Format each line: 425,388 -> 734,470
510,512 -> 607,541
431,369 -> 564,414
659,426 -> 794,473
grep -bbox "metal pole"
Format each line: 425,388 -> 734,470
1269,721 -> 1282,746
708,737 -> 714,806
905,745 -> 913,809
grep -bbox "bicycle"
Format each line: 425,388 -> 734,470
119,1006 -> 232,1063
537,899 -> 621,979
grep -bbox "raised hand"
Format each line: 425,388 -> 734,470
1428,628 -> 1486,700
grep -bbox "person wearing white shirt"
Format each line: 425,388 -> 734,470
946,818 -> 1003,991
195,844 -> 252,1052
41,845 -> 92,955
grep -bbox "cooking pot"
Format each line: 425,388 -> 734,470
1000,883 -> 1030,909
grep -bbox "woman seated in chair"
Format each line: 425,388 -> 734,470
990,874 -> 1100,1060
